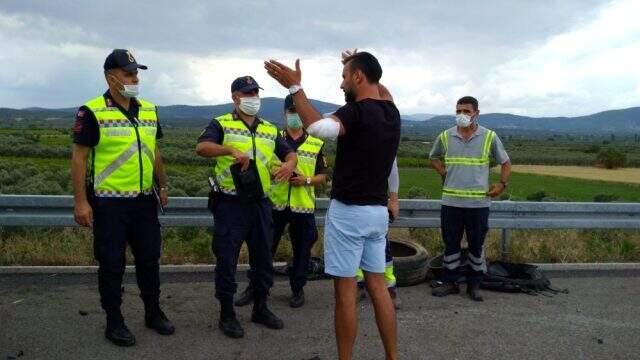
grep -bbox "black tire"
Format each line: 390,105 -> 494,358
390,238 -> 429,287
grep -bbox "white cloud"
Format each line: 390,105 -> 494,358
0,0 -> 637,118
482,0 -> 640,116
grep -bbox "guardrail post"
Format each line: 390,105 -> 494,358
501,228 -> 510,259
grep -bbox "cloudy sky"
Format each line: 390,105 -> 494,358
0,0 -> 638,117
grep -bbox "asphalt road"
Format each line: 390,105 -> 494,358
1,270 -> 639,360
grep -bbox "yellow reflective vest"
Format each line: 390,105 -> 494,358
212,113 -> 278,196
270,131 -> 323,214
84,95 -> 157,198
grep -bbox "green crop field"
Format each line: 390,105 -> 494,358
1,126 -> 639,265
398,168 -> 640,202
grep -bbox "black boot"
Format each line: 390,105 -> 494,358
467,283 -> 484,302
357,282 -> 367,303
218,302 -> 244,339
251,295 -> 284,329
145,306 -> 175,335
431,283 -> 460,297
105,312 -> 136,347
234,284 -> 254,307
289,289 -> 305,308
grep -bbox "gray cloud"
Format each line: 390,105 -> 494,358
1,0 -> 636,117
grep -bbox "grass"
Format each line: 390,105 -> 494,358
507,165 -> 640,184
399,167 -> 640,202
2,226 -> 638,265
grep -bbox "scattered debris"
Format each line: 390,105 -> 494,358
12,299 -> 23,305
79,310 -> 88,316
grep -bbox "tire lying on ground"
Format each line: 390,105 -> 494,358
390,239 -> 429,287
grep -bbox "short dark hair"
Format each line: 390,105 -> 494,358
344,52 -> 382,84
457,96 -> 479,111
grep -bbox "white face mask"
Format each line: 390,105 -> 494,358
119,84 -> 139,98
110,75 -> 139,98
455,114 -> 472,128
239,96 -> 261,116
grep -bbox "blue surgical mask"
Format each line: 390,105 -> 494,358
286,113 -> 303,129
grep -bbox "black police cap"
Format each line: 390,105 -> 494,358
231,76 -> 263,93
104,49 -> 148,72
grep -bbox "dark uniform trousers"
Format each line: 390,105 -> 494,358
92,195 -> 162,315
441,205 -> 490,284
271,208 -> 318,292
213,196 -> 274,305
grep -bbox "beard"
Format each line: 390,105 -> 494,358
344,89 -> 356,103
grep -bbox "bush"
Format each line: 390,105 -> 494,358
406,186 -> 428,199
526,190 -> 547,201
584,145 -> 600,154
593,194 -> 620,203
596,148 -> 626,169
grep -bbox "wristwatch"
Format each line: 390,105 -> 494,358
289,84 -> 303,95
500,180 -> 508,188
305,177 -> 311,186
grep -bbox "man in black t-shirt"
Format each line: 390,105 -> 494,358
265,50 -> 400,360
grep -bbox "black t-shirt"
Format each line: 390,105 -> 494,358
72,91 -> 163,147
283,130 -> 328,175
331,99 -> 401,205
197,113 -> 294,161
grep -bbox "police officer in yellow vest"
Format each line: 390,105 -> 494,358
429,96 -> 511,301
71,49 -> 174,347
196,76 -> 297,339
235,94 -> 328,309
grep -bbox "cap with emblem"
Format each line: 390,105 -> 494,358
104,49 -> 148,72
231,76 -> 263,93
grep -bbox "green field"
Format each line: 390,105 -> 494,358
1,126 -> 639,265
398,168 -> 640,202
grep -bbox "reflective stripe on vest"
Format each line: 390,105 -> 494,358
440,129 -> 495,199
442,130 -> 494,166
270,131 -> 323,213
85,95 -> 157,197
212,113 -> 278,196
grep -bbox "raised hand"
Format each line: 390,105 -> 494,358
341,48 -> 358,64
264,59 -> 301,88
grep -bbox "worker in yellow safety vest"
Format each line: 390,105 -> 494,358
429,96 -> 511,301
235,94 -> 328,308
71,49 -> 174,347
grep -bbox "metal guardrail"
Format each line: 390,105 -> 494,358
1,195 -> 640,258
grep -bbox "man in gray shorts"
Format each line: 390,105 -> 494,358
264,50 -> 401,360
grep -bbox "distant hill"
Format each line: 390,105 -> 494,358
0,98 -> 340,129
1,100 -> 639,135
404,107 -> 640,135
403,113 -> 438,121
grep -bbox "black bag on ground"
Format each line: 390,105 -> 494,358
481,261 -> 568,296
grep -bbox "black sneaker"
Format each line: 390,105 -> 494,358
218,311 -> 244,339
145,309 -> 175,335
467,283 -> 484,302
289,290 -> 305,308
251,301 -> 284,329
105,324 -> 136,347
234,285 -> 254,307
431,283 -> 460,297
